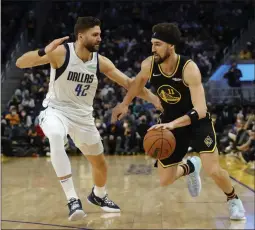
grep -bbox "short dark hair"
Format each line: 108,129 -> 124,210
74,16 -> 101,40
152,23 -> 181,45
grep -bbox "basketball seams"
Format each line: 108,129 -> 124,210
147,138 -> 162,155
163,130 -> 176,149
162,138 -> 172,158
144,134 -> 163,142
144,129 -> 176,160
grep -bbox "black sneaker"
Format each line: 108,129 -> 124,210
67,198 -> 86,221
87,188 -> 121,212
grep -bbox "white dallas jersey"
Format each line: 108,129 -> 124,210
42,42 -> 99,124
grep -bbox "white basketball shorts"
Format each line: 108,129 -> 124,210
38,107 -> 102,150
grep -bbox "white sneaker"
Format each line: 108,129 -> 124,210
228,198 -> 246,220
187,156 -> 202,197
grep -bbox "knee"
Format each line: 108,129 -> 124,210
47,131 -> 65,153
159,176 -> 176,187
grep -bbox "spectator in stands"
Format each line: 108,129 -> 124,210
3,1 -> 255,159
27,126 -> 44,156
1,119 -> 13,156
21,94 -> 35,112
103,123 -> 123,155
239,49 -> 252,60
19,110 -> 32,127
5,108 -> 20,127
1,119 -> 12,140
224,62 -> 242,87
136,115 -> 150,152
232,119 -> 250,150
239,41 -> 254,60
122,120 -> 139,154
237,125 -> 255,169
26,10 -> 36,41
221,105 -> 235,126
8,95 -> 21,108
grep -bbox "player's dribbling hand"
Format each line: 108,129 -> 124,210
148,122 -> 175,131
111,102 -> 129,123
45,36 -> 70,54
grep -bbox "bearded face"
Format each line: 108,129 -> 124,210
151,38 -> 173,64
79,26 -> 101,52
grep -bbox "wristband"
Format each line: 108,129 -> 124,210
186,109 -> 199,123
38,48 -> 46,57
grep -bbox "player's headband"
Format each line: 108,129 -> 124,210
151,32 -> 178,45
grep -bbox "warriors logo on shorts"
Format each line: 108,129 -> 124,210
204,135 -> 213,147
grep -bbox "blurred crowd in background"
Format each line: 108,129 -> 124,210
1,1 -> 255,169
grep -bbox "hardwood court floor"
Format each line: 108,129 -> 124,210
1,154 -> 254,229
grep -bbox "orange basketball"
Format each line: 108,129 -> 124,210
143,129 -> 176,160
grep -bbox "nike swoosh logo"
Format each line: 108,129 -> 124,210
94,199 -> 101,205
153,73 -> 161,76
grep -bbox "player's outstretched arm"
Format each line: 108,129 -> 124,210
102,57 -> 159,123
110,57 -> 161,123
121,57 -> 152,107
149,61 -> 207,131
16,36 -> 69,69
99,56 -> 162,114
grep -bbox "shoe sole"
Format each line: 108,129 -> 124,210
68,210 -> 87,221
230,216 -> 246,221
87,198 -> 121,213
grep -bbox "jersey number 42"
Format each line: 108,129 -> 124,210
75,84 -> 90,96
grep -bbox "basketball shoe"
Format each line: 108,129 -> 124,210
67,198 -> 86,221
228,198 -> 246,220
186,156 -> 202,197
87,187 -> 121,212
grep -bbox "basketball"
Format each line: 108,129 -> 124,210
143,129 -> 176,160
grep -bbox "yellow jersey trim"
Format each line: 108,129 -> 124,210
158,55 -> 180,78
148,56 -> 154,82
182,59 -> 192,87
158,160 -> 182,168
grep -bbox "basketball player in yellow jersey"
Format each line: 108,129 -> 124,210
111,23 -> 245,220
16,17 -> 162,220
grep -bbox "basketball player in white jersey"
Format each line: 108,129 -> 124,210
16,16 -> 162,221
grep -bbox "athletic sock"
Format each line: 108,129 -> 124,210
94,185 -> 107,198
180,160 -> 195,176
225,187 -> 238,201
60,177 -> 79,201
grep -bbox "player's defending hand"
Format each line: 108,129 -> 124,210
45,36 -> 69,54
111,102 -> 129,123
148,122 -> 175,131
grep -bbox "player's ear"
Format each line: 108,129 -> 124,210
78,33 -> 83,40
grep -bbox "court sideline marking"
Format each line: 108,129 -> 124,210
1,219 -> 90,230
